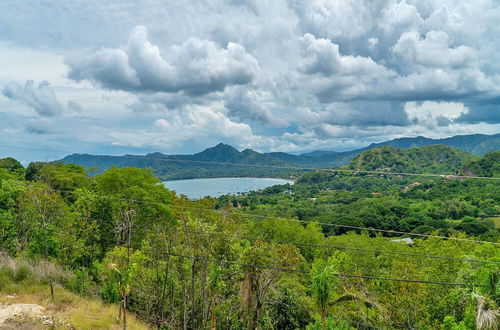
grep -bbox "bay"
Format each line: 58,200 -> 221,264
163,177 -> 293,199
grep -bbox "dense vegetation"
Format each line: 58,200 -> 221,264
0,149 -> 498,329
60,133 -> 500,180
347,145 -> 475,174
462,151 -> 500,177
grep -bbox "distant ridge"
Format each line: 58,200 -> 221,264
59,133 -> 500,180
368,134 -> 500,155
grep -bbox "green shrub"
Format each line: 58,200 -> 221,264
14,263 -> 30,282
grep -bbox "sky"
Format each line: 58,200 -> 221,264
1,0 -> 500,163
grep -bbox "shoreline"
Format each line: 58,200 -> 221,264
162,176 -> 296,183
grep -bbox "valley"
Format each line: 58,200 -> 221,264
0,140 -> 498,329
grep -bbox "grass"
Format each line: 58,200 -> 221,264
0,283 -> 149,329
0,253 -> 149,329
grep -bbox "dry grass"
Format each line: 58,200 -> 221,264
0,284 -> 149,329
0,253 -> 149,329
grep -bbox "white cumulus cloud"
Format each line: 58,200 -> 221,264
66,26 -> 259,95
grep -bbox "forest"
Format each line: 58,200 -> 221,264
0,148 -> 498,329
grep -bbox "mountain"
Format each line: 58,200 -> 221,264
289,133 -> 500,167
61,143 -> 300,180
59,133 -> 500,180
347,145 -> 476,174
366,133 -> 500,155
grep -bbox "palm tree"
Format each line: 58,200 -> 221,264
311,258 -> 379,330
311,261 -> 334,330
473,270 -> 499,330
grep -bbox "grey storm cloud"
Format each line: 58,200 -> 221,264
298,101 -> 409,127
224,88 -> 288,127
2,80 -> 64,117
297,31 -> 495,103
66,26 -> 259,95
458,103 -> 500,124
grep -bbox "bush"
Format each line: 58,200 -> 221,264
14,263 -> 30,282
64,269 -> 94,296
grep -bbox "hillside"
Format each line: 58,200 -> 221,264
59,133 -> 500,180
367,133 -> 500,155
0,254 -> 148,329
347,145 -> 476,174
0,156 -> 498,329
461,151 -> 500,177
289,133 -> 500,167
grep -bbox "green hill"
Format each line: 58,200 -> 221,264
367,133 -> 500,155
347,145 -> 476,174
461,151 -> 500,177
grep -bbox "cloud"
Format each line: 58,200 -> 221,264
288,0 -> 386,41
294,101 -> 408,128
1,0 -> 500,157
224,88 -> 288,127
67,100 -> 83,112
297,33 -> 396,102
393,30 -> 476,69
299,33 -> 393,77
405,101 -> 468,128
25,119 -> 56,135
107,104 -> 265,150
66,48 -> 140,90
457,103 -> 500,124
295,30 -> 497,105
2,80 -> 64,117
66,26 -> 259,95
379,1 -> 423,33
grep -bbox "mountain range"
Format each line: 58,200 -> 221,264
60,133 -> 500,180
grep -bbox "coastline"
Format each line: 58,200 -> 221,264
162,176 -> 296,183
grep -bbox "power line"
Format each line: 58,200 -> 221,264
6,182 -> 500,245
1,142 -> 500,180
176,229 -> 500,265
5,213 -> 497,265
141,251 -> 473,287
264,299 -> 386,330
0,214 -> 486,287
184,205 -> 500,245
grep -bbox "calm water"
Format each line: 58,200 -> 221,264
163,177 -> 293,199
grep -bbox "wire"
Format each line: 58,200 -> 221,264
141,251 -> 473,287
264,299 -> 386,330
5,181 -> 499,245
176,229 -> 500,265
6,212 -> 497,265
0,215 -> 484,287
1,142 -> 500,180
185,205 -> 500,245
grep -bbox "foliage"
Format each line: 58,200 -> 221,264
348,145 -> 476,174
0,157 -> 23,171
462,151 -> 500,177
0,152 -> 498,329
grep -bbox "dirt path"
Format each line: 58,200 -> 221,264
0,303 -> 53,329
